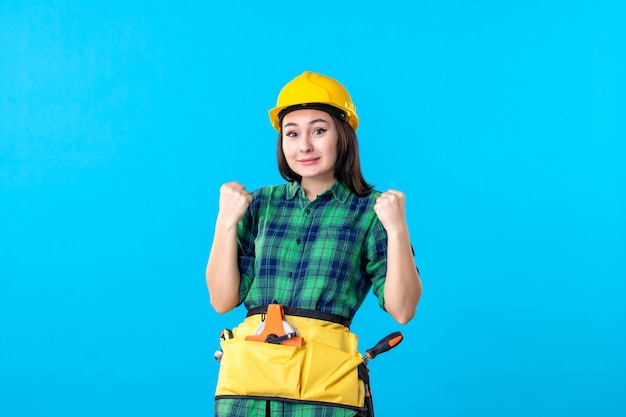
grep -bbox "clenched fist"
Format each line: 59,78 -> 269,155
373,189 -> 408,233
217,182 -> 253,228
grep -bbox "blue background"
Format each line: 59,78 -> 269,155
1,1 -> 624,416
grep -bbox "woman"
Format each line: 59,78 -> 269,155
206,71 -> 422,417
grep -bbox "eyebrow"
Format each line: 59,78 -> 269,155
283,118 -> 330,128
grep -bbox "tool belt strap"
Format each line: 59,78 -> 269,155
246,305 -> 352,327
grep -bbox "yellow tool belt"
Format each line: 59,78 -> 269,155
215,311 -> 365,410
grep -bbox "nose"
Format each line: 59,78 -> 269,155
299,135 -> 312,152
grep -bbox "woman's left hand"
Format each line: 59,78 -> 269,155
373,189 -> 408,233
376,189 -> 421,324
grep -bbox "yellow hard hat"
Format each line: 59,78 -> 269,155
269,71 -> 359,131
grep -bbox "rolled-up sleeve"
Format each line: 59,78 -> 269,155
364,218 -> 388,310
237,206 -> 255,305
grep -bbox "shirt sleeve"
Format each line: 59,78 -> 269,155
364,217 -> 388,310
236,205 -> 255,305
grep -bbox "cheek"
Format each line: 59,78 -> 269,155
282,140 -> 297,156
325,140 -> 339,160
329,150 -> 339,165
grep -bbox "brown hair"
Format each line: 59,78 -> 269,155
276,114 -> 374,197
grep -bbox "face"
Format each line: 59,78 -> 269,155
281,109 -> 339,190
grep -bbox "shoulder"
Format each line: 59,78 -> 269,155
369,189 -> 383,199
344,188 -> 382,209
343,189 -> 387,235
251,183 -> 289,199
247,183 -> 294,211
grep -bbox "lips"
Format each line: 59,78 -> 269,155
298,157 -> 320,165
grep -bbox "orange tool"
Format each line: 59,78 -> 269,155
245,304 -> 304,347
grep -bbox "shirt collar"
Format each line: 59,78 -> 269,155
286,181 -> 303,200
286,181 -> 350,203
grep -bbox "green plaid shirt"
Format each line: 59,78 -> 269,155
238,180 -> 387,319
215,181 -> 388,417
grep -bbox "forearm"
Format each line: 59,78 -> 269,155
383,226 -> 422,324
206,217 -> 242,314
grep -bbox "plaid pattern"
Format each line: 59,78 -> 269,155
214,399 -> 361,417
238,181 -> 387,318
214,181 -> 388,417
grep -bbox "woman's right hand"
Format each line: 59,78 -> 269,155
217,182 -> 253,228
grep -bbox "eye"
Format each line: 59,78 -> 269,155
284,131 -> 298,138
313,128 -> 327,135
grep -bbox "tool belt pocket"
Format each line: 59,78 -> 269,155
217,337 -> 305,397
215,319 -> 364,409
301,339 -> 364,407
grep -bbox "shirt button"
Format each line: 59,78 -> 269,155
306,209 -> 311,214
288,272 -> 293,278
296,239 -> 301,245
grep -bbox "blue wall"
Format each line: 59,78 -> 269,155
1,1 -> 624,416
